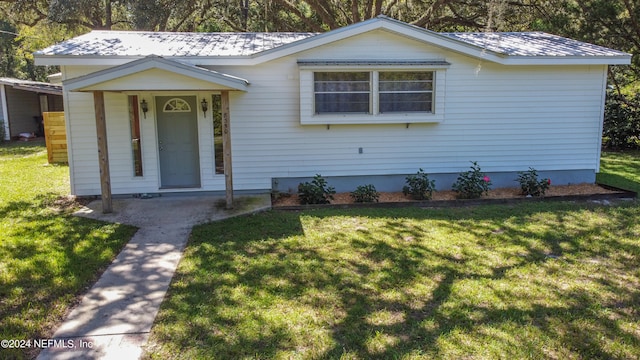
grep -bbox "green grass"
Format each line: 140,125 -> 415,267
145,151 -> 640,360
597,150 -> 640,193
146,204 -> 640,359
0,141 -> 137,360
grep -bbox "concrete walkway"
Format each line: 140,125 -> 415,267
37,194 -> 271,360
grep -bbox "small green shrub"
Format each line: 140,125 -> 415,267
452,161 -> 492,199
298,174 -> 335,204
402,168 -> 436,200
351,184 -> 380,203
0,119 -> 5,143
517,167 -> 551,197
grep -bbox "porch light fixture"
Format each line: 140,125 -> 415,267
201,98 -> 208,117
140,99 -> 149,118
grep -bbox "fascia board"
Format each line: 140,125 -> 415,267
498,55 -> 632,66
64,57 -> 248,91
11,85 -> 62,95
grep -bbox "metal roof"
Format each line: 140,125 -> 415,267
0,77 -> 62,95
440,32 -> 629,57
34,16 -> 630,63
36,31 -> 317,57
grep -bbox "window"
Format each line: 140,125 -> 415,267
312,71 -> 433,115
128,95 -> 143,177
314,72 -> 370,114
300,66 -> 446,125
379,72 -> 433,113
163,98 -> 191,112
211,94 -> 224,175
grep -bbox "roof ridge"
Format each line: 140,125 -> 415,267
87,29 -> 317,35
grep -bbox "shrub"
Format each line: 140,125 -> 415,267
298,174 -> 335,204
603,92 -> 640,150
0,120 -> 5,143
350,184 -> 380,203
402,168 -> 436,200
452,161 -> 492,199
517,167 -> 550,197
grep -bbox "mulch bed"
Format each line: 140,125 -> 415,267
273,183 -> 635,209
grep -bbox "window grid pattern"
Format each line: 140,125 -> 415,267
163,98 -> 192,112
314,72 -> 370,114
379,72 -> 433,113
313,71 -> 434,114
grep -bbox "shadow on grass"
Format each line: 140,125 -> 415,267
0,139 -> 46,157
148,202 -> 640,359
0,195 -> 137,360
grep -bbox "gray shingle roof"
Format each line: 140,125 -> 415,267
35,31 -> 317,57
440,32 -> 629,57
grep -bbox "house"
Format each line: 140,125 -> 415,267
34,16 -> 630,211
0,77 -> 63,141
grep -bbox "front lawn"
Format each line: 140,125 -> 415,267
598,150 -> 640,193
0,141 -> 137,359
146,203 -> 639,358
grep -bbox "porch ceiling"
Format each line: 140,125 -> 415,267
63,55 -> 249,92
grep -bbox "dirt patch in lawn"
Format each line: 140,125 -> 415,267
47,195 -> 96,213
273,183 -> 628,207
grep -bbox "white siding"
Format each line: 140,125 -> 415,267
203,30 -> 606,191
63,29 -> 608,195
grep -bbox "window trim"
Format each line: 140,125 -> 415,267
299,64 -> 447,125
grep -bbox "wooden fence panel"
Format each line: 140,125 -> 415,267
43,112 -> 67,164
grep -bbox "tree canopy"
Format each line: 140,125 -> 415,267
0,0 -> 637,148
0,0 -> 637,85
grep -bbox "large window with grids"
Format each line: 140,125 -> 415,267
312,71 -> 433,115
300,66 -> 446,125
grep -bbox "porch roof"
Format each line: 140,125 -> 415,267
64,55 -> 249,92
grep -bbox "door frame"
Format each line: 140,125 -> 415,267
153,94 -> 202,189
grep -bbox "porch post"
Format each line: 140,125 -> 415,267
93,91 -> 113,213
221,91 -> 234,209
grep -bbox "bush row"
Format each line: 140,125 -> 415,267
297,163 -> 551,204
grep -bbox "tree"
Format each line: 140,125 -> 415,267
47,0 -> 129,29
0,20 -> 20,78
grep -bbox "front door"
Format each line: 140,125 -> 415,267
156,96 -> 200,188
